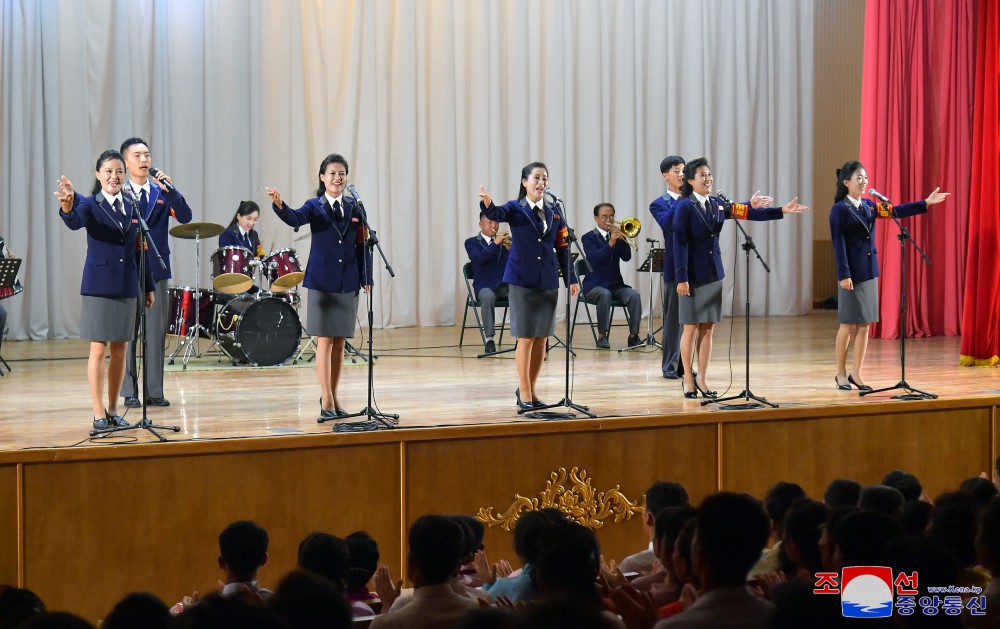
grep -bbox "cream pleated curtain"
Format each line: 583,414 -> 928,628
0,0 -> 813,339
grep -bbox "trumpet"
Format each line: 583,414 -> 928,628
493,227 -> 512,249
611,217 -> 642,250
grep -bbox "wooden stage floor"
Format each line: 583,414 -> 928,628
0,311 -> 997,452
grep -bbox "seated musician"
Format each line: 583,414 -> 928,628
464,212 -> 510,354
580,202 -> 642,349
219,200 -> 265,258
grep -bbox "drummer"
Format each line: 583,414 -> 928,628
219,200 -> 265,259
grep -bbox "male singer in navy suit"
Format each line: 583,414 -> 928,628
464,212 -> 510,354
649,155 -> 686,378
119,137 -> 194,407
580,203 -> 642,349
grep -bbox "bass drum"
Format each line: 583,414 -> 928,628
215,295 -> 301,366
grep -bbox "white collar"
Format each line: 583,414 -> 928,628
527,198 -> 545,212
326,193 -> 345,209
847,195 -> 862,208
127,178 -> 150,196
480,231 -> 493,243
239,225 -> 251,238
596,225 -> 610,238
692,191 -> 710,207
665,190 -> 681,201
101,191 -> 124,207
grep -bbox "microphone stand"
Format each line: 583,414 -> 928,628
92,187 -> 180,440
523,195 -> 595,419
321,191 -> 399,432
703,198 -> 778,410
860,200 -> 936,400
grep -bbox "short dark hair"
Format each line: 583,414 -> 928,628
408,515 -> 465,584
297,532 -> 350,587
781,498 -> 829,574
514,510 -> 552,563
533,523 -> 602,603
881,470 -> 923,501
835,510 -> 903,567
450,514 -> 486,557
824,478 -> 861,510
959,477 -> 999,509
680,157 -> 709,197
646,481 -> 689,514
859,485 -> 905,517
120,137 -> 148,156
0,586 -> 46,628
593,202 -> 615,217
269,570 -> 353,629
929,497 -> 978,567
659,155 -> 685,174
654,506 -> 698,554
764,482 -> 807,534
102,592 -> 172,629
695,492 -> 770,586
219,520 -> 269,577
900,500 -> 934,537
315,153 -> 350,196
345,531 -> 380,589
479,210 -> 489,221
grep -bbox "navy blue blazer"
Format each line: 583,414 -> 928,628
219,225 -> 262,255
480,198 -> 577,290
273,196 -> 373,293
649,192 -> 679,282
464,234 -> 509,294
829,197 -> 927,283
672,195 -> 784,285
60,194 -> 154,298
580,228 -> 631,292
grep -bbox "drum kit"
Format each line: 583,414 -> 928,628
166,222 -> 304,368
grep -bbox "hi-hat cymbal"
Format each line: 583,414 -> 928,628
170,222 -> 226,239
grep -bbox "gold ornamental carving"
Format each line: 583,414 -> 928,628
475,467 -> 644,530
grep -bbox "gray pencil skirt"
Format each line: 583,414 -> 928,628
838,278 -> 879,324
678,280 -> 723,325
80,295 -> 137,343
509,284 -> 558,338
307,288 -> 359,338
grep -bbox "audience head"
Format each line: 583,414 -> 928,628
881,470 -> 923,502
900,499 -> 934,537
781,498 -> 830,575
268,570 -> 352,629
824,478 -> 861,509
537,508 -> 571,524
959,477 -> 999,509
0,585 -> 46,628
819,507 -> 857,571
764,481 -> 807,537
672,519 -> 698,587
20,614 -> 93,629
858,485 -> 905,518
653,506 -> 698,574
102,592 -> 173,629
834,510 -> 903,568
928,494 -> 978,568
175,593 -> 282,629
406,515 -> 465,586
218,520 -> 269,582
297,532 -> 350,588
344,531 -> 379,590
533,522 -> 602,604
449,515 -> 486,562
692,492 -> 770,588
643,481 -> 689,536
885,538 -> 961,629
976,497 -> 1000,572
513,510 -> 553,564
518,595 -> 619,629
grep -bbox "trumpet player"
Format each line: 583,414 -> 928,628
581,203 -> 642,349
465,212 -> 510,354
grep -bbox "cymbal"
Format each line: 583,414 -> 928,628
170,222 -> 226,239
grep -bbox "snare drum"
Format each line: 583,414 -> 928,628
166,286 -> 213,337
214,295 -> 302,366
264,248 -> 304,292
210,246 -> 254,294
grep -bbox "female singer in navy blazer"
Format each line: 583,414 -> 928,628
673,157 -> 806,398
829,160 -> 948,391
55,150 -> 155,429
267,154 -> 373,418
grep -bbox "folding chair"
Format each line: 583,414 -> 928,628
459,262 -> 509,348
572,259 -> 632,345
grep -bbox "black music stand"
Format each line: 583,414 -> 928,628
620,245 -> 664,353
0,258 -> 22,376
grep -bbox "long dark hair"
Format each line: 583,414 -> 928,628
228,200 -> 260,228
517,161 -> 548,200
315,153 -> 350,196
834,160 -> 865,203
680,157 -> 709,198
91,149 -> 125,195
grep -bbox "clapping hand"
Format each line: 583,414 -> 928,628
373,564 -> 403,613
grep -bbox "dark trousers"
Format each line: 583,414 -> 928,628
477,284 -> 509,339
584,284 -> 642,335
661,280 -> 683,376
122,278 -> 168,398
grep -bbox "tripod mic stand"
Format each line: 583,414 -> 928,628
92,188 -> 181,440
523,194 -> 595,419
703,200 -> 778,410
861,200 -> 936,400
620,240 -> 664,353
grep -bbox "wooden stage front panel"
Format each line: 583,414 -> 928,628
0,313 -> 999,622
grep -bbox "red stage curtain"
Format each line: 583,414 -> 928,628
960,0 -> 1000,366
859,0 -> 976,339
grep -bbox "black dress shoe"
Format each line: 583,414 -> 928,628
682,381 -> 698,399
835,375 -> 852,390
695,382 -> 718,398
515,388 -> 534,411
532,398 -> 546,408
148,397 -> 170,406
627,334 -> 642,347
336,408 -> 350,417
485,340 -> 497,354
124,396 -> 141,408
596,336 -> 610,349
93,417 -> 110,430
847,374 -> 873,392
663,372 -> 679,379
105,410 -> 130,428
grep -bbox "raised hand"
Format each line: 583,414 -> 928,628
151,168 -> 173,192
54,176 -> 75,212
610,584 -> 658,629
925,187 -> 950,206
478,185 -> 493,208
373,564 -> 403,613
265,187 -> 283,208
473,549 -> 496,585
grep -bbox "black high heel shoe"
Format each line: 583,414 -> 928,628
847,374 -> 873,392
681,380 -> 698,399
695,382 -> 718,399
319,398 -> 338,419
515,388 -> 534,411
835,375 -> 852,390
105,409 -> 130,428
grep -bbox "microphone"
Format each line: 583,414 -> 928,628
716,191 -> 733,204
149,167 -> 175,192
543,187 -> 562,203
645,238 -> 658,243
868,188 -> 891,203
346,183 -> 362,202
